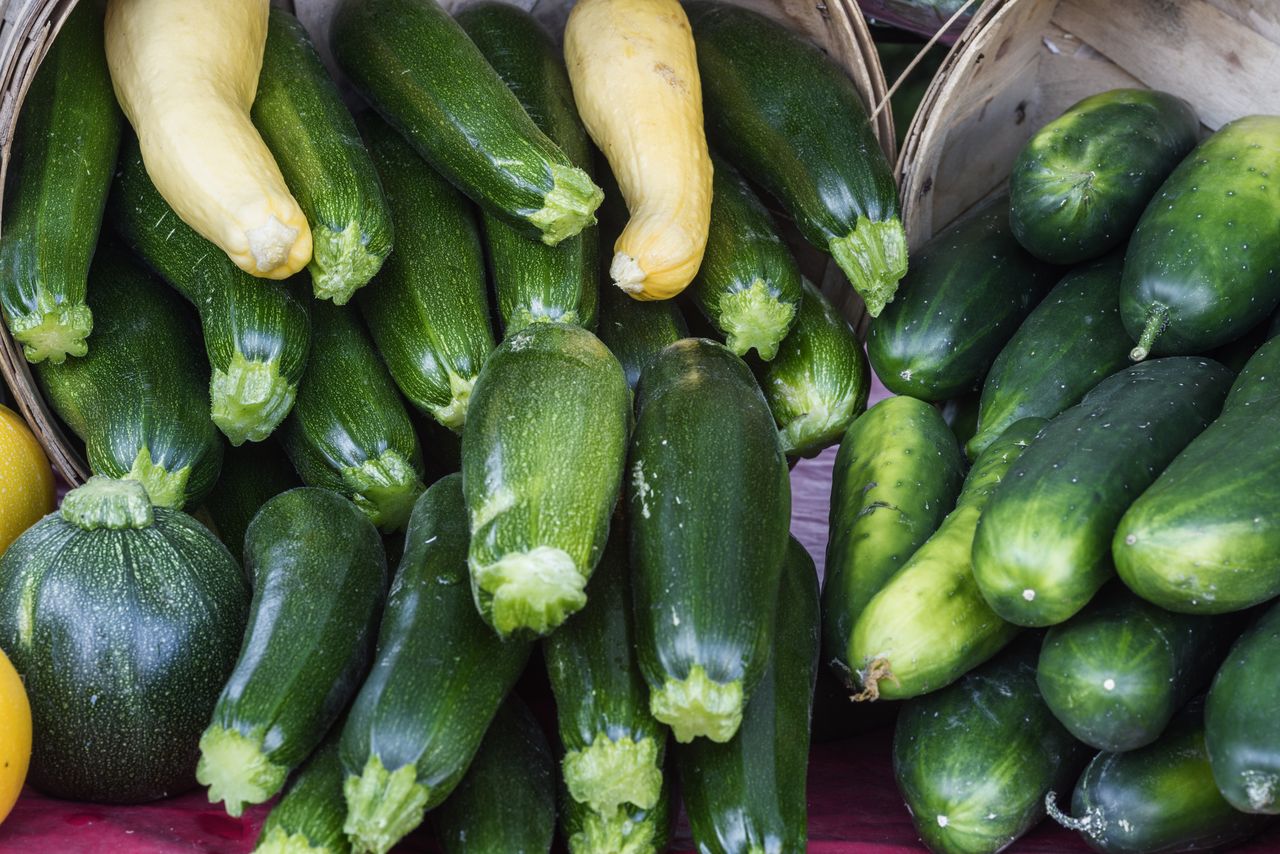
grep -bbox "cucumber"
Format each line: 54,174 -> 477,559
677,537 -> 819,854
942,392 -> 982,450
756,278 -> 870,458
1037,582 -> 1234,752
972,357 -> 1234,627
339,474 -> 533,854
868,197 -> 1061,400
1206,601 -> 1280,814
197,488 -> 386,816
968,254 -> 1133,458
1123,116 -> 1280,360
254,737 -> 350,854
629,339 -> 790,743
204,439 -> 301,559
356,115 -> 496,432
111,137 -> 311,446
596,281 -> 688,390
850,418 -> 1043,702
1116,336 -> 1280,613
822,395 -> 967,685
893,636 -> 1087,854
1207,309 -> 1278,372
1048,701 -> 1269,854
562,762 -> 675,854
691,153 -> 801,360
544,522 -> 667,816
35,244 -> 223,510
252,8 -> 392,305
0,1 -> 121,363
429,697 -> 556,854
330,0 -> 602,245
281,302 -> 425,533
455,2 -> 599,335
462,323 -> 629,637
687,2 -> 905,317
1009,89 -> 1199,265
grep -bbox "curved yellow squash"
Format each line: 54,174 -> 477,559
0,647 -> 31,826
0,405 -> 54,556
565,0 -> 712,301
105,0 -> 311,280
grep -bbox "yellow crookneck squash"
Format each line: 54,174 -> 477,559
104,0 -> 311,280
565,0 -> 713,301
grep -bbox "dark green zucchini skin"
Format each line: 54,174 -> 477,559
561,761 -> 676,854
204,439 -> 301,560
1122,116 -> 1280,359
972,357 -> 1233,627
0,0 -> 121,364
198,488 -> 387,816
630,339 -> 790,744
822,395 -> 966,684
686,2 -> 905,317
35,244 -> 223,511
893,636 -> 1088,854
339,474 -> 533,854
281,302 -> 425,534
430,697 -> 556,854
357,115 -> 496,432
455,2 -> 599,335
867,198 -> 1061,401
596,282 -> 688,390
1050,702 -> 1269,854
1009,89 -> 1199,265
1206,601 -> 1280,814
677,537 -> 819,854
254,736 -> 350,854
1116,337 -> 1280,613
968,254 -> 1133,458
1037,583 -> 1234,753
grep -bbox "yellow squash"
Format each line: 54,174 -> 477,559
565,0 -> 712,301
0,647 -> 31,825
0,405 -> 54,556
104,0 -> 311,280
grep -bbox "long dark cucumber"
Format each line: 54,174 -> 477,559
253,736 -> 350,854
968,254 -> 1133,458
868,197 -> 1061,401
35,244 -> 223,510
455,2 -> 599,335
596,281 -> 688,390
1009,89 -> 1199,265
822,395 -> 966,684
204,439 -> 300,559
972,358 -> 1233,627
562,762 -> 675,854
339,474 -> 533,854
1123,116 -> 1280,359
630,339 -> 790,744
281,302 -> 425,533
677,537 -> 819,854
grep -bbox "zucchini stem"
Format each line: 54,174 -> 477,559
308,220 -> 388,306
341,449 -> 425,533
563,735 -> 663,815
343,754 -> 431,854
471,545 -> 587,637
828,216 -> 908,318
211,353 -> 298,446
7,301 -> 93,364
126,445 -> 191,510
1130,303 -> 1169,362
253,826 -> 319,854
717,278 -> 797,361
529,163 -> 604,247
196,725 -> 288,818
648,664 -> 743,744
569,805 -> 661,854
60,477 -> 154,531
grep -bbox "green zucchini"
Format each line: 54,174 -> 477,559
893,636 -> 1087,854
687,2 -> 905,317
429,697 -> 556,854
867,197 -> 1060,401
1116,337 -> 1280,613
1123,116 -> 1280,360
254,737 -> 350,854
972,357 -> 1233,627
545,521 -> 667,816
330,0 -> 602,245
851,418 -> 1043,702
462,322 -> 629,637
968,254 -> 1133,458
630,338 -> 791,743
691,153 -> 801,360
677,537 -> 819,854
1009,89 -> 1199,265
822,395 -> 967,685
252,8 -> 392,305
357,114 -> 496,432
0,1 -> 121,363
1037,583 -> 1234,752
562,762 -> 675,854
35,244 -> 223,510
339,474 -> 533,854
197,488 -> 387,816
281,302 -> 424,533
111,137 -> 311,446
204,439 -> 301,559
454,2 -> 599,335
756,278 -> 870,458
596,281 -> 689,390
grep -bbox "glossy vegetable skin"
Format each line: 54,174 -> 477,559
204,439 -> 301,559
254,737 -> 350,854
596,282 -> 688,390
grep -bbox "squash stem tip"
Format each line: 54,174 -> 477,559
308,220 -> 388,305
1044,791 -> 1099,835
828,217 -> 908,318
342,450 -> 425,533
648,665 -> 743,743
245,214 -> 309,279
196,726 -> 288,818
609,253 -> 647,295
429,371 -> 478,433
343,755 -> 431,854
852,657 -> 897,702
61,477 -> 154,531
563,735 -> 663,815
531,163 -> 604,246
569,806 -> 659,854
1130,303 -> 1169,362
8,302 -> 93,364
472,545 -> 587,637
253,826 -> 320,854
718,278 -> 796,361
127,445 -> 190,510
211,354 -> 298,446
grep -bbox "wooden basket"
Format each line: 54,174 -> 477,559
0,0 -> 894,485
895,0 -> 1280,247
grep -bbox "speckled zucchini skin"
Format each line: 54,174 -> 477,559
596,282 -> 688,390
254,736 -> 351,854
